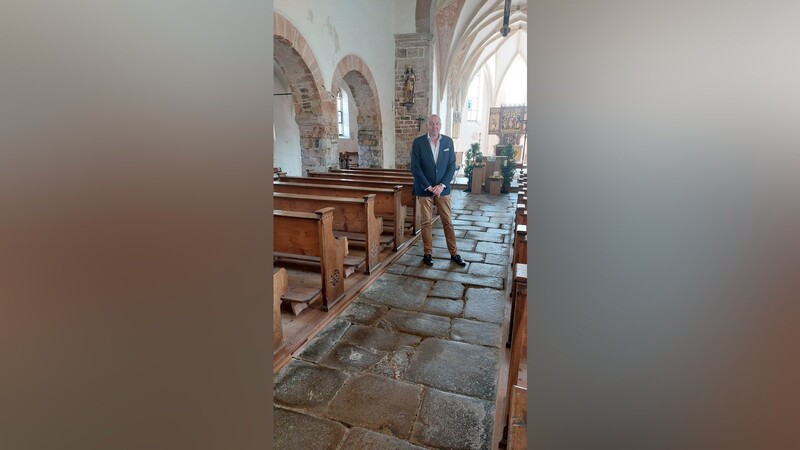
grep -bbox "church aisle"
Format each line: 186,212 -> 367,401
273,190 -> 517,450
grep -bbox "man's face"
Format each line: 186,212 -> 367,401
428,116 -> 441,138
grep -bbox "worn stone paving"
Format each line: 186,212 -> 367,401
274,190 -> 516,450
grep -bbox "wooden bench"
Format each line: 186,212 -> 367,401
273,267 -> 288,355
346,167 -> 411,174
273,192 -> 384,275
515,205 -> 527,227
501,264 -> 527,449
513,224 -> 527,266
274,181 -> 408,251
329,168 -> 414,180
274,207 -> 347,314
507,385 -> 527,450
279,174 -> 420,236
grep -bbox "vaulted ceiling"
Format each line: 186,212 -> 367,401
429,0 -> 527,111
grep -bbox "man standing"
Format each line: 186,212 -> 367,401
410,114 -> 466,267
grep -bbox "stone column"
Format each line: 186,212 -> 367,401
296,92 -> 339,174
394,33 -> 434,169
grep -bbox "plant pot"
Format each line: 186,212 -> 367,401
471,167 -> 485,193
501,181 -> 511,193
489,179 -> 502,195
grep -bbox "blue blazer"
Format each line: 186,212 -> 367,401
410,134 -> 456,197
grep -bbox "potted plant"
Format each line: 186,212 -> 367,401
500,144 -> 517,193
463,142 -> 482,192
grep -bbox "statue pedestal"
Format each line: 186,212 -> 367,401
471,167 -> 485,193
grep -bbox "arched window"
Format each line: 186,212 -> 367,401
465,73 -> 481,121
337,89 -> 350,139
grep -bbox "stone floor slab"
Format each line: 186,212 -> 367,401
450,318 -> 503,348
402,266 -> 453,281
403,338 -> 499,400
319,341 -> 386,373
429,280 -> 465,299
360,274 -> 432,310
421,297 -> 464,317
410,389 -> 495,450
296,319 -> 351,363
432,237 -> 477,252
471,221 -> 502,229
382,309 -> 451,338
464,231 -> 505,243
273,359 -> 350,414
341,324 -> 422,352
432,228 -> 468,238
386,264 -> 408,274
339,427 -> 427,450
274,407 -> 347,450
464,288 -> 506,324
445,271 -> 504,289
483,253 -> 510,266
453,225 -> 490,232
325,374 -> 423,439
467,262 -> 508,278
340,301 -> 388,326
474,242 -> 510,254
455,215 -> 487,222
369,345 -> 416,380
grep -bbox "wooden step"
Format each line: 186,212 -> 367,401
281,286 -> 321,316
334,230 -> 393,245
275,252 -> 365,278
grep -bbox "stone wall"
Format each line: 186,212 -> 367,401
394,33 -> 433,168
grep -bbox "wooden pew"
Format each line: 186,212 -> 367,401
330,168 -> 414,180
274,207 -> 347,314
279,174 -> 420,236
501,264 -> 528,449
346,167 -> 411,174
273,192 -> 384,275
507,385 -> 527,450
515,205 -> 527,227
513,224 -> 527,266
273,267 -> 288,355
274,182 -> 408,251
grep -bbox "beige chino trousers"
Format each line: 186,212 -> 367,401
418,194 -> 458,256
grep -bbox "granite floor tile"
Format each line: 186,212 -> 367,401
273,359 -> 350,414
410,389 -> 495,450
403,338 -> 499,400
319,341 -> 387,373
274,407 -> 347,450
464,287 -> 507,324
421,297 -> 464,317
339,427 -> 427,450
450,318 -> 503,348
325,374 -> 424,439
382,309 -> 451,338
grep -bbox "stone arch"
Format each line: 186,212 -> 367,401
273,12 -> 339,174
331,55 -> 383,168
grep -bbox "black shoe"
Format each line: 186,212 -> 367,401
423,254 -> 434,266
450,254 -> 467,267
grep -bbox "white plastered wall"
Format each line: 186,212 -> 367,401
273,1 -> 397,167
273,65 -> 302,176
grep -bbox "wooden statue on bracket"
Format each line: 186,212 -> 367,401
402,66 -> 415,106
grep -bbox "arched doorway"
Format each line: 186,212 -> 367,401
273,12 -> 339,174
331,55 -> 383,168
